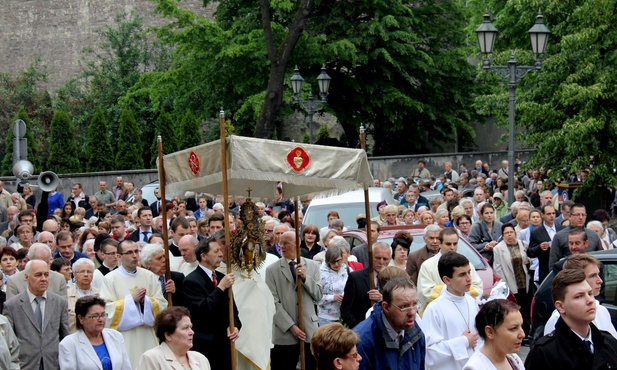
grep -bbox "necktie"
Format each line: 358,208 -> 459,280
142,231 -> 149,242
289,261 -> 297,282
212,273 -> 218,288
159,275 -> 167,299
583,340 -> 593,354
34,297 -> 43,331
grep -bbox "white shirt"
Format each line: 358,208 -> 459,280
544,300 -> 617,339
27,289 -> 47,325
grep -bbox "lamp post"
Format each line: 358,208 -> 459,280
291,65 -> 331,144
476,9 -> 550,205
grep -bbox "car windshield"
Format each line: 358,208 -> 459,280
303,203 -> 379,230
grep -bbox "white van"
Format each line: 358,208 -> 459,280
302,187 -> 396,230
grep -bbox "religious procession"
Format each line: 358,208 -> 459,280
0,130 -> 615,370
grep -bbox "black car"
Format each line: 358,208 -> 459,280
530,249 -> 617,346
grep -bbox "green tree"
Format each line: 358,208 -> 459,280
179,110 -> 201,149
116,108 -> 144,170
316,125 -> 329,142
47,111 -> 81,174
85,108 -> 114,172
150,109 -> 178,167
469,0 -> 617,195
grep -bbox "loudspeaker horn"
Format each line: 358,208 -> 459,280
38,171 -> 59,192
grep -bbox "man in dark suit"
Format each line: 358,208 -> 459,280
351,221 -> 380,268
149,187 -> 162,217
183,236 -> 241,370
266,223 -> 288,258
4,259 -> 69,369
127,208 -> 159,242
141,243 -> 185,307
341,241 -> 391,329
406,224 -> 441,285
528,205 -> 562,283
549,203 -> 602,270
408,184 -> 429,211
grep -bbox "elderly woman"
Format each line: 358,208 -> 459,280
137,306 -> 211,370
419,211 -> 435,226
389,231 -> 412,270
15,225 -> 33,250
513,210 -> 530,237
455,215 -> 473,242
59,296 -> 131,369
78,228 -> 99,253
463,299 -> 525,370
311,323 -> 361,370
384,205 -> 403,226
301,224 -> 324,259
317,242 -> 349,326
493,223 -> 530,336
81,239 -> 96,259
435,209 -> 450,229
67,258 -> 99,333
318,229 -> 338,251
371,201 -> 388,226
469,203 -> 502,264
51,258 -> 72,288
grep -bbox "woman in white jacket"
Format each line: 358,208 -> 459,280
317,240 -> 349,326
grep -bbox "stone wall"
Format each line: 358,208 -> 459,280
0,0 -> 215,91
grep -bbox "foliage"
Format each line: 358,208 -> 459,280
179,110 -> 201,149
47,111 -> 81,174
0,60 -> 51,171
469,0 -> 617,195
85,108 -> 114,172
150,109 -> 178,167
54,13 -> 172,159
316,125 -> 330,142
115,109 -> 144,170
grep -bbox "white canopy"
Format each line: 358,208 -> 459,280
161,135 -> 373,198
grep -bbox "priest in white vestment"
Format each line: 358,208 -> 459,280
417,228 -> 483,314
422,251 -> 481,370
101,240 -> 167,368
215,229 -> 276,370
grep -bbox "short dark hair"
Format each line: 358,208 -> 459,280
75,296 -> 106,330
455,215 -> 472,226
592,209 -> 611,223
439,227 -> 459,242
50,257 -> 70,272
155,306 -> 191,344
100,238 -> 119,254
540,204 -> 555,214
111,215 -> 125,225
56,230 -> 74,243
438,251 -> 469,280
501,222 -> 516,235
563,254 -> 600,271
118,240 -> 136,254
0,246 -> 17,259
474,299 -> 520,340
568,227 -> 588,242
171,216 -> 189,232
195,236 -> 216,262
17,210 -> 34,222
382,277 -> 415,305
552,269 -> 587,303
137,207 -> 152,218
390,231 -> 413,258
208,213 -> 224,226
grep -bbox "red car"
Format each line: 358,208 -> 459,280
342,225 -> 499,297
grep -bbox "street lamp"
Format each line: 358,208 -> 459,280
475,9 -> 550,205
291,65 -> 331,144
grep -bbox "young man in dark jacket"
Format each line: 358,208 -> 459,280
525,269 -> 617,370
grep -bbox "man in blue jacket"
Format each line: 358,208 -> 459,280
354,277 -> 425,370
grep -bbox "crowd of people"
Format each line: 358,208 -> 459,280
0,157 -> 614,370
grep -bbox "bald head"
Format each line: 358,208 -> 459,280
178,235 -> 198,263
279,231 -> 297,260
42,219 -> 59,233
37,231 -> 56,251
27,243 -> 53,265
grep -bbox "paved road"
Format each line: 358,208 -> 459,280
518,345 -> 530,362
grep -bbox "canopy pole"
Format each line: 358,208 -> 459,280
360,126 -> 375,291
219,108 -> 237,370
294,197 -> 306,370
157,134 -> 173,306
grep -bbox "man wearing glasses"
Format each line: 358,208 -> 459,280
354,276 -> 426,370
100,240 -> 167,368
548,203 -> 602,271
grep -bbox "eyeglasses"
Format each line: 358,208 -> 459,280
103,252 -> 118,256
458,222 -> 471,225
120,250 -> 139,255
571,213 -> 587,218
390,302 -> 421,313
86,313 -> 109,320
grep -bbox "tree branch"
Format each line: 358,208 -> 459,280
260,0 -> 276,63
